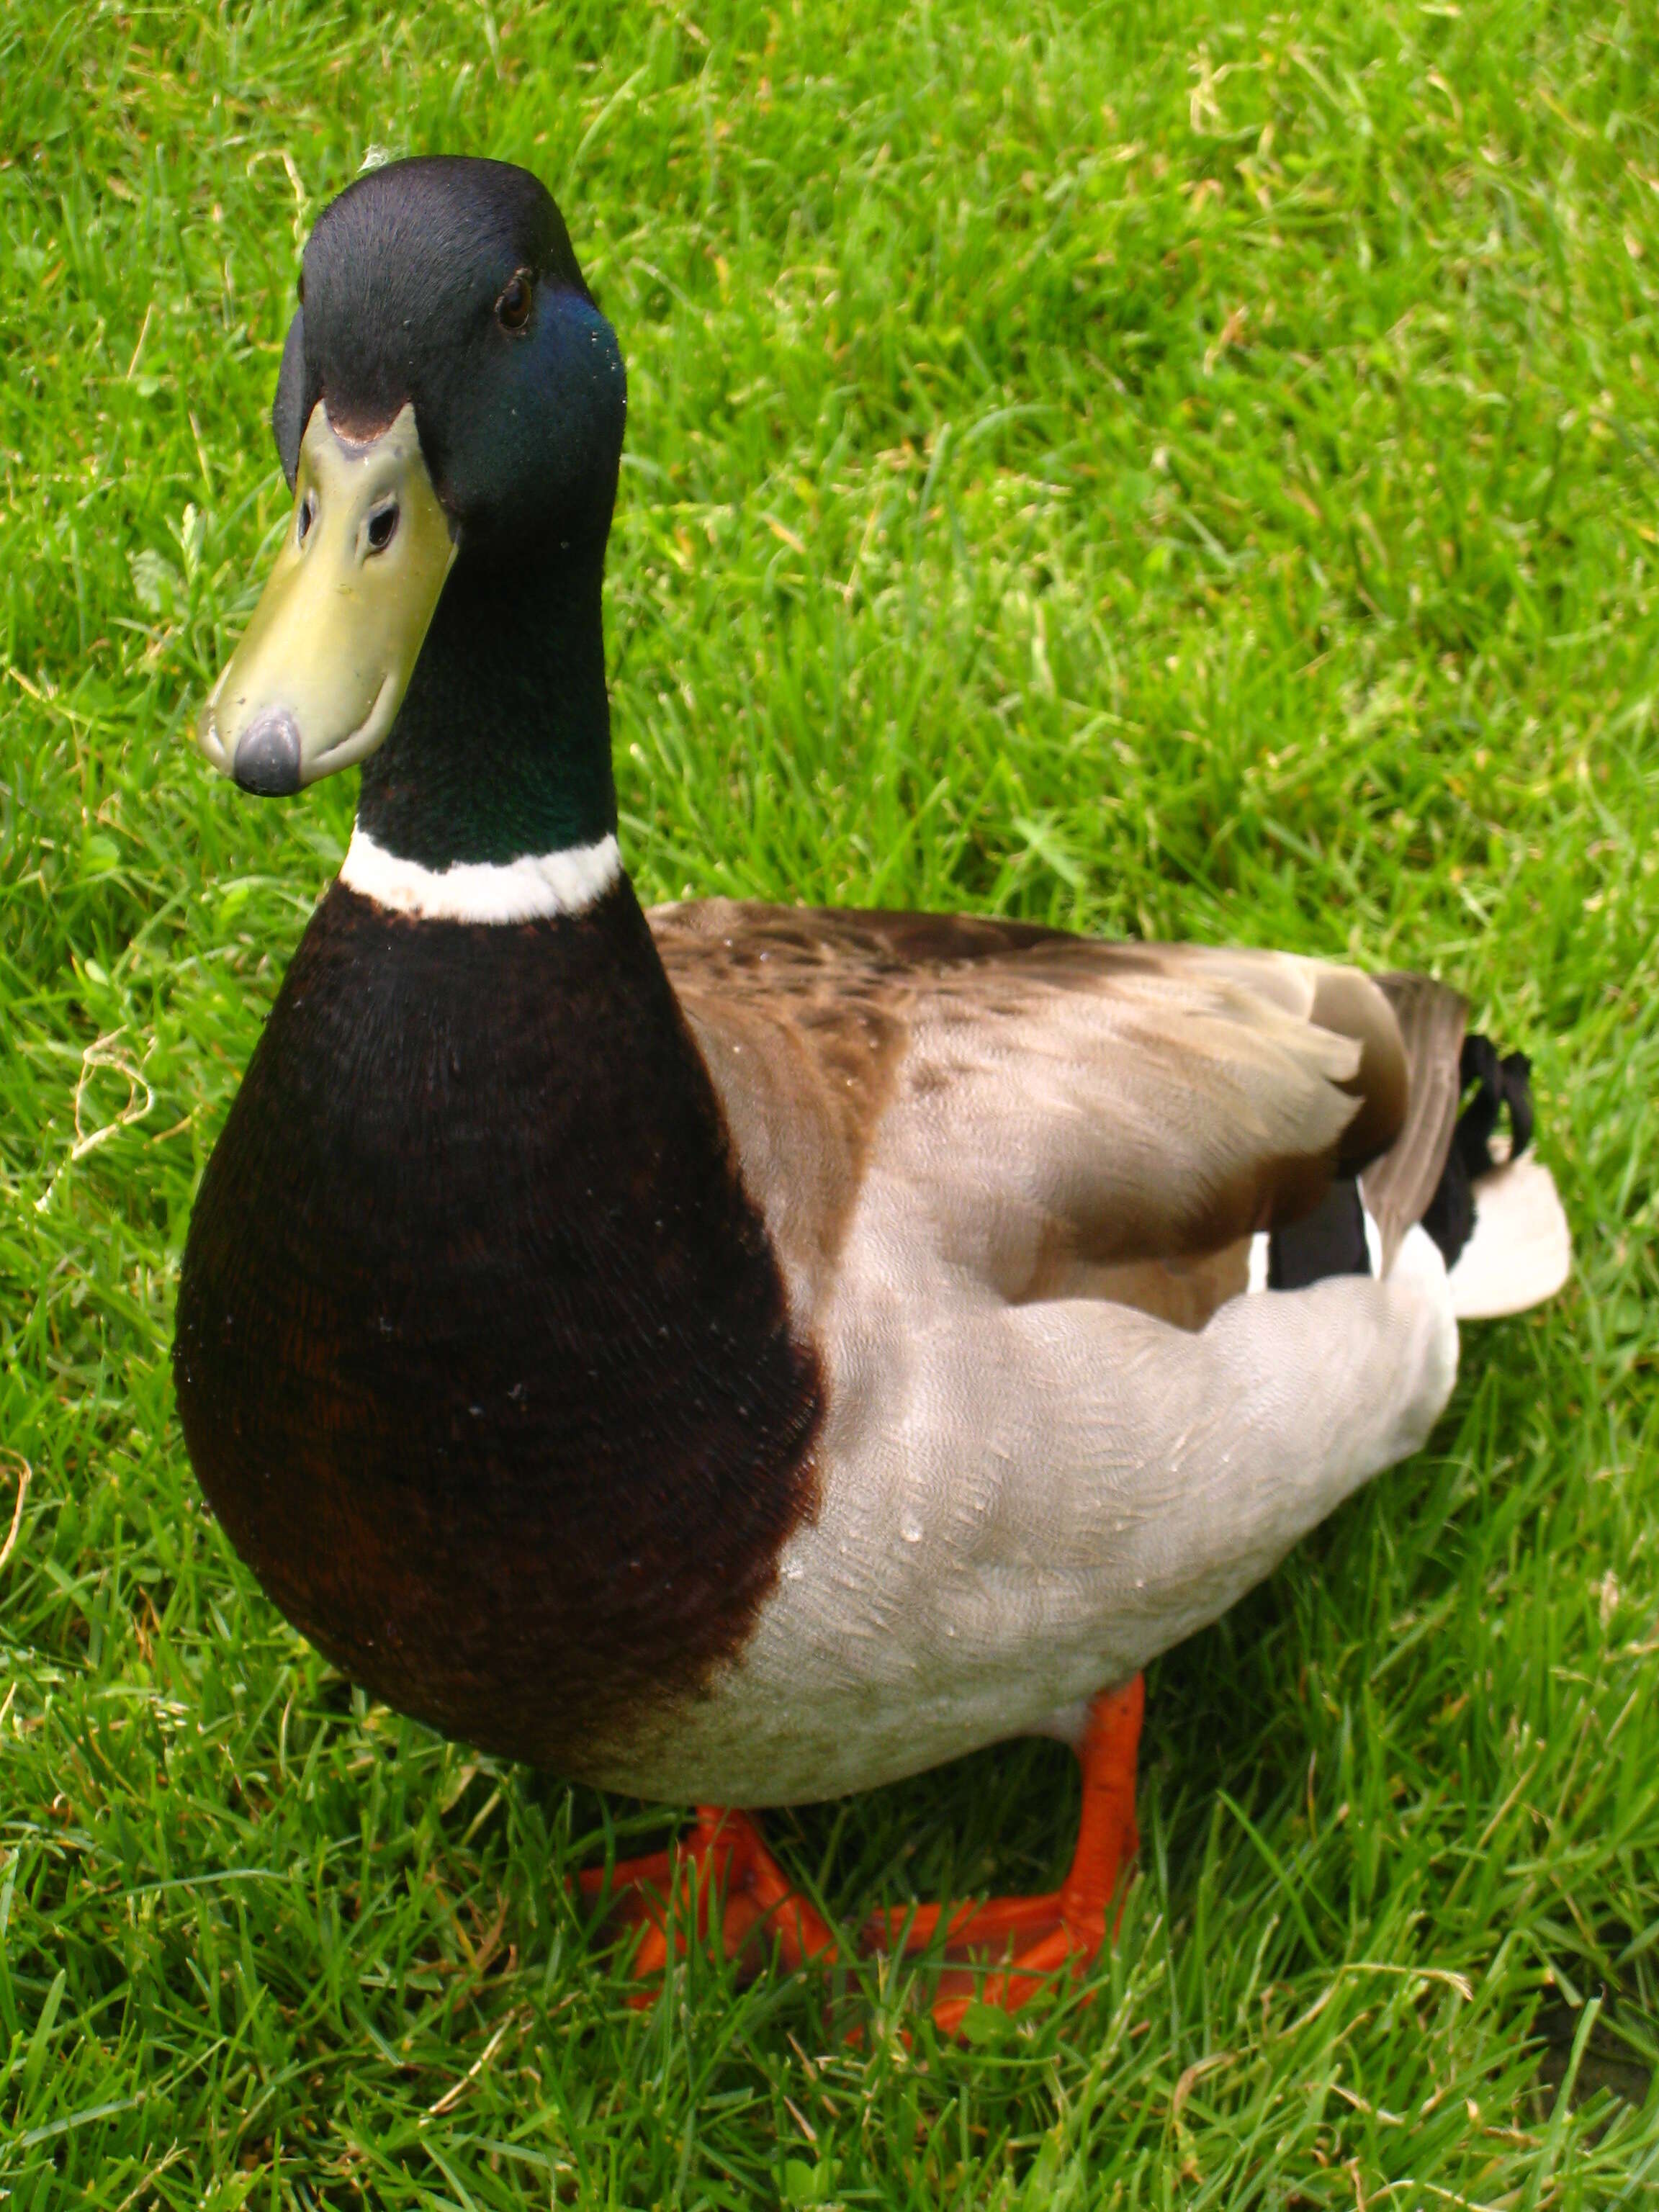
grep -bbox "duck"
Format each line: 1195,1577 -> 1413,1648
174,154 -> 1572,2033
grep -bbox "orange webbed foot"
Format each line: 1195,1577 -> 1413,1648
863,1675 -> 1144,2036
575,1675 -> 1143,2036
576,1804 -> 837,2002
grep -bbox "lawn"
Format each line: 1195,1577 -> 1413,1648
3,0 -> 1658,2201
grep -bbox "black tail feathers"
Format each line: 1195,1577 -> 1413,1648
1270,1035 -> 1536,1290
1419,1038 -> 1534,1267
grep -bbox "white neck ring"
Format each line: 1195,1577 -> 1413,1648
339,823 -> 622,923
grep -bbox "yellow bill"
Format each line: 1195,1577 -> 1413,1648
198,402 -> 457,795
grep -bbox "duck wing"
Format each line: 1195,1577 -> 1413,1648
650,899 -> 1419,1321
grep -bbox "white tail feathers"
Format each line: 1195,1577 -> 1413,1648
1445,1156 -> 1572,1320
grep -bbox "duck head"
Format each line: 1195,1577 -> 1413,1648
198,156 -> 626,866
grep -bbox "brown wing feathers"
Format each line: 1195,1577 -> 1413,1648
1361,974 -> 1469,1269
652,903 -> 1455,1312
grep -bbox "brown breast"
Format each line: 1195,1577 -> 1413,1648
173,878 -> 822,1777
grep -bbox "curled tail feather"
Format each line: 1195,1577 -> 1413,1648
1270,984 -> 1570,1318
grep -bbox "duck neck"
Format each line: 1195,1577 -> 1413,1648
355,534 -> 616,871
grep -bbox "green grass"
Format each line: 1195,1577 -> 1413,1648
3,0 -> 1658,2200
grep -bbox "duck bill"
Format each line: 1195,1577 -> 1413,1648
197,402 -> 456,796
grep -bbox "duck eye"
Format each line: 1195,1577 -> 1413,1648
495,270 -> 533,333
366,501 -> 399,554
296,491 -> 318,546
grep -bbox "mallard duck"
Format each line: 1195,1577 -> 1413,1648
175,156 -> 1570,2032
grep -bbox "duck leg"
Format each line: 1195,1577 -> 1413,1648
577,1676 -> 1141,2031
576,1804 -> 837,2000
864,1675 -> 1143,2036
